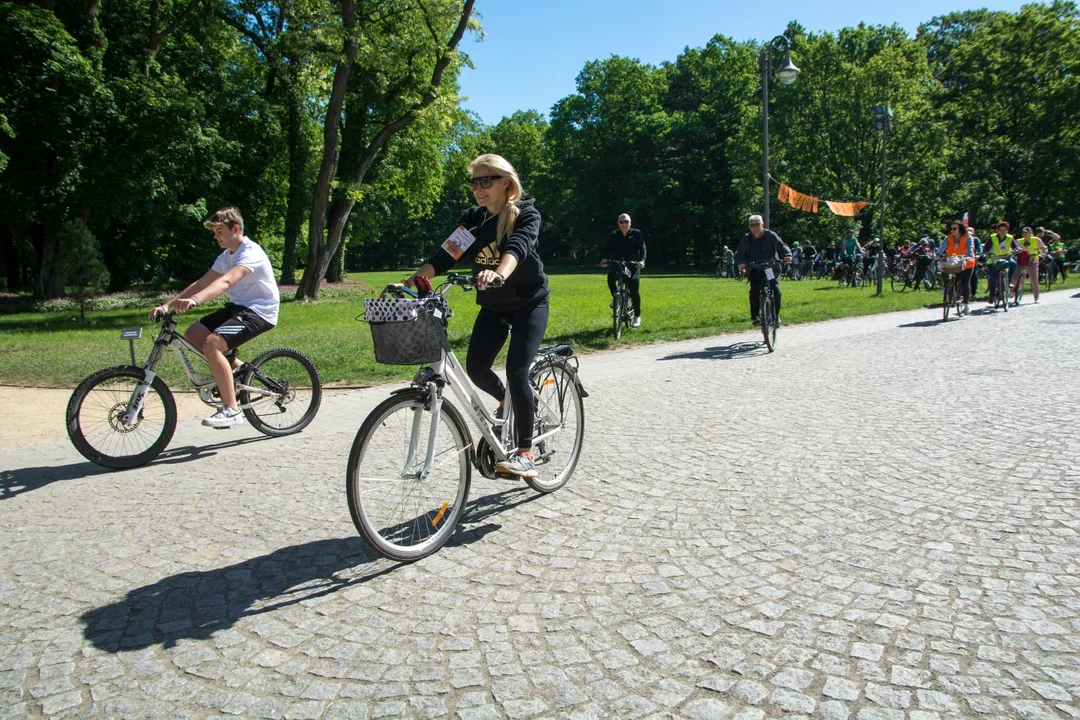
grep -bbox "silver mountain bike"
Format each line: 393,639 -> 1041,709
66,311 -> 321,469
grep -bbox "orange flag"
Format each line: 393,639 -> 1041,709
825,200 -> 869,216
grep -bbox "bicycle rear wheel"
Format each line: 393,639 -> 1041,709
1014,272 -> 1025,305
527,362 -> 585,493
66,365 -> 177,469
240,348 -> 322,436
346,390 -> 471,561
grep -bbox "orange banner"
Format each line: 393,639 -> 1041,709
825,200 -> 869,217
777,183 -> 819,213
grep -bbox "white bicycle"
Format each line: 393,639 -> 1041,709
347,273 -> 588,561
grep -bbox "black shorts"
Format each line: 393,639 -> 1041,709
197,304 -> 274,350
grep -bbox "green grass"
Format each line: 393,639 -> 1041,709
1,269 -> 1077,388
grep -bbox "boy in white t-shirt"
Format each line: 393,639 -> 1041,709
151,207 -> 280,428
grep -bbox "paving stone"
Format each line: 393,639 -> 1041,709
2,295 -> 1079,719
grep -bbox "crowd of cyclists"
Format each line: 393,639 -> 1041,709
716,222 -> 1069,309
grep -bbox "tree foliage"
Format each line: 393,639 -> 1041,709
0,2 -> 1076,303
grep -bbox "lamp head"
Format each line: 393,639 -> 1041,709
776,54 -> 800,85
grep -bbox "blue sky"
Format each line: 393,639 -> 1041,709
457,0 -> 1028,125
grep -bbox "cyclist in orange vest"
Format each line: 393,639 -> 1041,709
937,221 -> 976,314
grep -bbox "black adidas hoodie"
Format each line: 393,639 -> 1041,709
426,195 -> 549,312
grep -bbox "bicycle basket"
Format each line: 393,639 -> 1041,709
363,296 -> 452,365
939,256 -> 966,274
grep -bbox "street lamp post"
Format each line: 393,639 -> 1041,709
761,35 -> 800,231
873,104 -> 893,295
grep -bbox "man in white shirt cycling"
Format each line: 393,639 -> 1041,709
150,207 -> 280,428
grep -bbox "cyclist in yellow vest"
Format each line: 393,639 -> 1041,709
937,221 -> 976,314
986,221 -> 1016,305
1039,227 -> 1066,281
1013,226 -> 1048,304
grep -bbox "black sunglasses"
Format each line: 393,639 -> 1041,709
468,175 -> 503,189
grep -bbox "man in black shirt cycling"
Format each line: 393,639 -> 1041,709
735,214 -> 792,326
601,213 -> 646,328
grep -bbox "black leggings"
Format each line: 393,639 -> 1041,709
466,301 -> 549,449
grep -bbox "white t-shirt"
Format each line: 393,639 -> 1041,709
211,237 -> 280,325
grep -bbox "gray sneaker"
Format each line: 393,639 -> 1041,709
202,406 -> 245,428
495,452 -> 537,478
630,315 -> 641,328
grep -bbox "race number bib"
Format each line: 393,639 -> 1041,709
441,226 -> 476,260
764,267 -> 775,281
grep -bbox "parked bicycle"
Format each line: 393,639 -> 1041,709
66,311 -> 321,469
605,259 -> 640,340
748,262 -> 779,352
348,274 -> 588,561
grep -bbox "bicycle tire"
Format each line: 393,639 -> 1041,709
66,365 -> 177,469
346,389 -> 471,561
526,362 -> 585,493
1014,272 -> 1025,305
999,272 -> 1009,312
942,277 -> 953,321
760,294 -> 774,352
612,288 -> 623,340
890,272 -> 906,293
239,347 -> 322,436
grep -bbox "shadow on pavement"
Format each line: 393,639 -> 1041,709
0,436 -> 273,499
151,435 -> 273,465
1,460 -> 111,499
897,319 -> 942,328
658,341 -> 766,361
80,487 -> 535,653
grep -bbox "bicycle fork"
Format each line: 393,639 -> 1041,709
403,382 -> 444,480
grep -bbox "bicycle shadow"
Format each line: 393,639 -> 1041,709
1,436 -> 274,499
79,487 -> 533,653
896,319 -> 941,328
658,341 -> 767,361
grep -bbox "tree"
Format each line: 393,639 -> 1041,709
0,4 -> 107,299
297,0 -> 478,300
57,220 -> 110,322
921,2 -> 1080,237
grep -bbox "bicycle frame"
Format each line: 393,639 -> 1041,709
393,281 -> 569,480
119,314 -> 282,426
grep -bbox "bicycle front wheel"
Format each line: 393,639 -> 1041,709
346,390 -> 471,561
612,289 -> 623,340
66,365 -> 177,469
761,294 -> 775,352
240,347 -> 322,436
942,278 -> 952,321
527,362 -> 585,493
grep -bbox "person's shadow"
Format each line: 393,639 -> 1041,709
80,486 -> 536,653
658,341 -> 766,361
1,437 -> 272,499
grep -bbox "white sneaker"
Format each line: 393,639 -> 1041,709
631,315 -> 641,328
202,406 -> 245,428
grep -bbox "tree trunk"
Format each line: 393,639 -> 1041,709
280,81 -> 308,285
296,0 -> 358,301
326,233 -> 346,282
307,0 -> 476,296
1,224 -> 20,292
